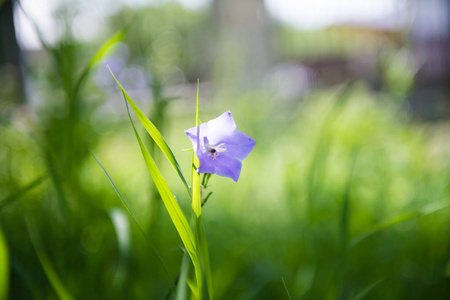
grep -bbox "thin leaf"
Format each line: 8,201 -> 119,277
73,28 -> 127,99
109,208 -> 130,288
30,4 -> 126,99
25,217 -> 74,300
190,80 -> 213,299
340,148 -> 359,250
187,278 -> 198,299
176,250 -> 191,300
196,216 -> 214,300
125,103 -> 203,296
91,152 -> 176,291
0,225 -> 9,300
16,3 -> 51,52
201,192 -> 213,207
109,208 -> 130,257
350,279 -> 383,300
192,79 -> 201,217
109,69 -> 191,196
0,175 -> 46,212
306,82 -> 356,220
282,277 -> 292,300
44,149 -> 69,220
351,202 -> 450,248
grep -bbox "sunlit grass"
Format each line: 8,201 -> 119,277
2,2 -> 449,297
1,44 -> 449,298
66,82 -> 450,299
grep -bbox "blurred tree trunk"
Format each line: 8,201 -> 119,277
0,0 -> 24,104
213,0 -> 272,90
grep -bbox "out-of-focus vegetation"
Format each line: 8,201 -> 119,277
1,0 -> 450,299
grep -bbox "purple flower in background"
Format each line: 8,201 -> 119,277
185,111 -> 256,182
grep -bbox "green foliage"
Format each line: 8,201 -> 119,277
2,76 -> 450,298
26,218 -> 74,300
1,3 -> 449,299
0,225 -> 9,300
110,70 -> 190,195
125,99 -> 202,298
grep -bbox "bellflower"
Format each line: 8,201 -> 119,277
185,111 -> 256,182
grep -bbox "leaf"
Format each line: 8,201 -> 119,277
73,28 -> 127,99
25,217 -> 74,300
350,279 -> 383,300
43,150 -> 69,220
109,208 -> 130,257
0,175 -> 46,212
125,103 -> 203,296
0,225 -> 9,300
305,82 -> 356,220
351,201 -> 450,248
282,277 -> 292,300
16,3 -> 51,52
91,151 -> 176,291
109,208 -> 130,289
18,3 -> 126,101
192,79 -> 201,217
340,148 -> 359,249
176,250 -> 191,300
109,70 -> 191,196
196,216 -> 213,300
190,80 -> 213,299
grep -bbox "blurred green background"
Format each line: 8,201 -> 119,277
1,0 -> 450,299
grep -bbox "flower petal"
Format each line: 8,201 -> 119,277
185,110 -> 255,181
219,130 -> 256,161
206,111 -> 237,145
197,153 -> 216,174
185,123 -> 208,154
213,154 -> 242,182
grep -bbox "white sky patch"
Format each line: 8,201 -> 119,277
15,0 -> 407,50
14,0 -> 212,50
264,0 -> 406,30
15,0 -> 62,49
175,0 -> 211,10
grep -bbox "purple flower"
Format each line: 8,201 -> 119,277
185,111 -> 256,182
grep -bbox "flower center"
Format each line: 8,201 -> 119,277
206,142 -> 226,160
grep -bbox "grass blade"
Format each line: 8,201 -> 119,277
351,201 -> 450,248
0,225 -> 9,300
196,216 -> 213,300
350,279 -> 383,300
192,79 -> 201,217
110,70 -> 191,196
91,152 -> 140,227
91,152 -> 176,291
73,28 -> 127,98
109,208 -> 130,288
0,175 -> 46,212
189,80 -> 213,299
305,82 -> 356,221
340,149 -> 359,250
125,103 -> 203,297
282,277 -> 292,300
176,250 -> 191,300
25,217 -> 74,300
18,3 -> 126,101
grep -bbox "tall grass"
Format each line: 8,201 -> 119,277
0,7 -> 449,299
2,76 -> 450,298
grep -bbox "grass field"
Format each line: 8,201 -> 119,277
1,4 -> 450,298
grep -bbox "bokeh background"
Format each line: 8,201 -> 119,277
1,0 -> 450,299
